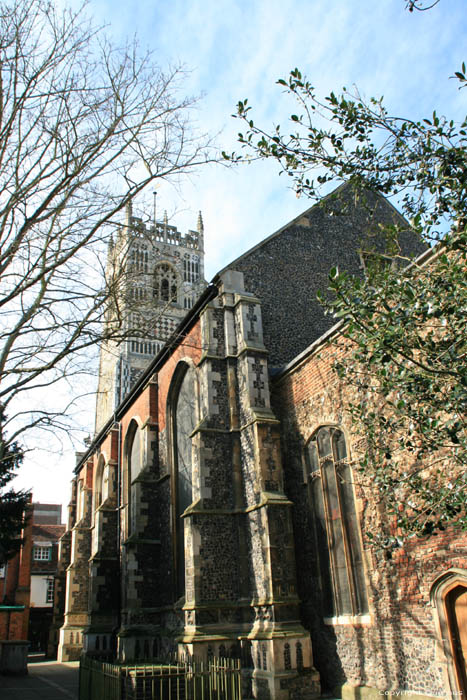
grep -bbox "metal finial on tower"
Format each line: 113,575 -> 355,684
153,191 -> 157,227
197,211 -> 204,233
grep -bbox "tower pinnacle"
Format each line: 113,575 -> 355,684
197,211 -> 204,234
125,198 -> 133,222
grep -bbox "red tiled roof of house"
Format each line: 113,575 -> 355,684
31,523 -> 66,542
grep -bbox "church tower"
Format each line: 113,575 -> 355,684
95,201 -> 206,431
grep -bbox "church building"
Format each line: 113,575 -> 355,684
53,185 -> 467,700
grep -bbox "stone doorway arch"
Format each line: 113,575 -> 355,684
431,569 -> 467,695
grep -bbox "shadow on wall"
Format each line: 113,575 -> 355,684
274,379 -> 450,696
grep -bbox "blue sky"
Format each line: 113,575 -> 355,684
14,0 -> 466,513
85,0 -> 466,276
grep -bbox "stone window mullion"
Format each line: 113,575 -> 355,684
307,426 -> 368,618
317,457 -> 341,616
330,447 -> 356,616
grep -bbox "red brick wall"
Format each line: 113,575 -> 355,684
156,323 -> 202,433
0,502 -> 33,640
0,610 -> 26,639
273,333 -> 467,695
115,323 -> 202,446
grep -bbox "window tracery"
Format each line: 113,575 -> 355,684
183,255 -> 199,283
130,245 -> 149,273
154,263 -> 178,304
125,421 -> 142,538
307,426 -> 368,617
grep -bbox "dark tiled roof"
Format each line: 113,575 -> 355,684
32,524 -> 66,542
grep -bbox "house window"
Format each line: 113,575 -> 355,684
46,578 -> 54,603
307,426 -> 368,618
33,546 -> 52,561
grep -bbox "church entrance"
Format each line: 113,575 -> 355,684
446,583 -> 467,694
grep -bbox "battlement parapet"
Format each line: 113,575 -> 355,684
128,216 -> 202,250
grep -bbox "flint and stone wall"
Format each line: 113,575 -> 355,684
58,463 -> 93,661
222,186 -> 426,371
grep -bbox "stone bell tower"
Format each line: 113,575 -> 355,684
95,201 -> 206,432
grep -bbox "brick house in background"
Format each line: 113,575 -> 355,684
54,184 -> 466,698
0,496 -> 32,642
29,505 -> 65,653
0,502 -> 65,654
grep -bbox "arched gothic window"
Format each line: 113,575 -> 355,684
125,421 -> 142,537
94,456 -> 105,510
77,480 -> 85,522
154,263 -> 178,304
92,456 -> 106,556
169,363 -> 196,599
307,426 -> 368,617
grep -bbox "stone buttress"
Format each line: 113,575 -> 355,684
47,508 -> 72,657
83,425 -> 120,656
58,462 -> 93,661
180,270 -> 320,699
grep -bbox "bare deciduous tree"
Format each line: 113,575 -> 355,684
0,0 -> 215,473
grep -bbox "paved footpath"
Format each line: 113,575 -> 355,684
0,658 -> 79,699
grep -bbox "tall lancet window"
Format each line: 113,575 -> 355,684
92,456 -> 106,556
154,263 -> 178,304
94,456 -> 105,511
169,363 -> 196,600
125,420 -> 142,538
307,426 -> 368,617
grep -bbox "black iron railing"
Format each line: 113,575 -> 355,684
79,655 -> 242,700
